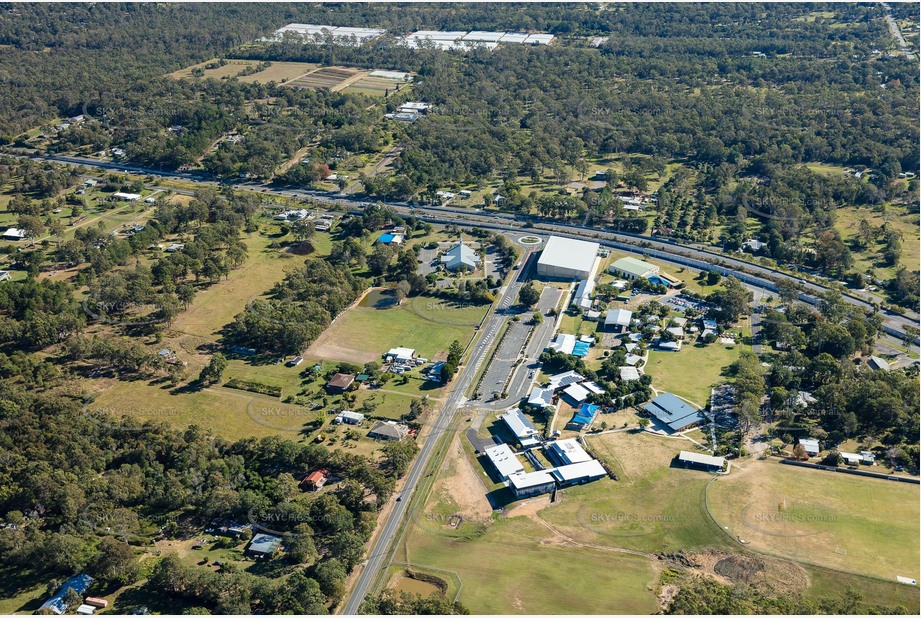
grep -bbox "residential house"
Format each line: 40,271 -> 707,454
326,373 -> 356,393
798,438 -> 820,456
39,574 -> 94,615
246,533 -> 282,559
300,469 -> 328,491
368,420 -> 408,441
335,411 -> 365,425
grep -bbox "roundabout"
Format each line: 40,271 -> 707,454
517,235 -> 542,246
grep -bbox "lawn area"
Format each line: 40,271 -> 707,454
804,162 -> 851,175
404,515 -> 658,614
538,430 -> 732,555
86,378 -> 308,439
707,458 -> 920,580
647,334 -> 749,406
167,230 -> 299,342
557,311 -> 601,337
306,292 -> 490,364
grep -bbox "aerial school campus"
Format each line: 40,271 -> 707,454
0,3 -> 918,615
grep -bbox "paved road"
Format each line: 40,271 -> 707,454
12,150 -> 919,347
881,2 -> 915,59
338,249 -> 536,615
485,285 -> 564,410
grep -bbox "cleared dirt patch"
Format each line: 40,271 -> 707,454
688,550 -> 810,596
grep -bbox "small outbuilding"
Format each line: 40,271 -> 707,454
677,450 -> 725,472
798,438 -> 820,456
335,410 -> 365,425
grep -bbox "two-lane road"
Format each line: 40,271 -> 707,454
339,250 -> 537,614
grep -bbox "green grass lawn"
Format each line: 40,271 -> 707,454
539,431 -> 733,555
558,311 -> 601,337
707,459 -> 920,580
310,293 -> 489,361
404,516 -> 659,614
647,334 -> 749,406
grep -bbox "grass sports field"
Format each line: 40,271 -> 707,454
707,458 -> 920,580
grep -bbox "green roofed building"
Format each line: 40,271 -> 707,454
609,256 -> 659,280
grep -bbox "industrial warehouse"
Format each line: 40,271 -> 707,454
535,235 -> 601,280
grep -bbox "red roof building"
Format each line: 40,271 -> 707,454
327,373 -> 356,392
301,469 -> 328,490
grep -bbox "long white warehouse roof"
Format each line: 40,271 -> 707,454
537,236 -> 600,275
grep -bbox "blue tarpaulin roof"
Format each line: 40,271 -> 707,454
572,403 -> 599,426
40,574 -> 94,615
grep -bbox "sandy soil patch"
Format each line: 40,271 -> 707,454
434,432 -> 493,520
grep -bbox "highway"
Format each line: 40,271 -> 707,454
10,149 -> 918,606
338,249 -> 538,614
15,150 -> 916,346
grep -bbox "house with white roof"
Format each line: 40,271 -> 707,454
571,278 -> 595,311
548,333 -> 577,355
551,460 -> 607,486
527,386 -> 555,411
562,382 -> 590,404
624,353 -> 643,366
547,438 -> 593,465
798,438 -> 820,456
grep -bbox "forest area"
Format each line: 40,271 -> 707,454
0,3 -> 918,614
